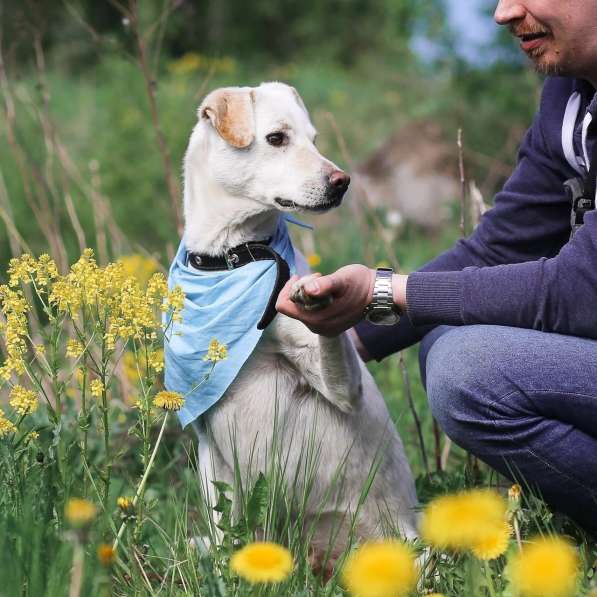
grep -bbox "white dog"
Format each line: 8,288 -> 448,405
181,82 -> 418,565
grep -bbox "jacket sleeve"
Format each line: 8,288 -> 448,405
355,77 -> 577,360
407,209 -> 597,339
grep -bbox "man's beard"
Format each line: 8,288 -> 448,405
527,46 -> 566,77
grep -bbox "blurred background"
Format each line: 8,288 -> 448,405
0,0 -> 543,472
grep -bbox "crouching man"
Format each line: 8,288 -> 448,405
277,0 -> 597,534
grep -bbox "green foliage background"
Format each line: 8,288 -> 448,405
0,0 -> 541,269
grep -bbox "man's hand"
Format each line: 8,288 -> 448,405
275,265 -> 376,337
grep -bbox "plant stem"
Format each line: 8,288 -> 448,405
483,561 -> 497,597
68,541 -> 85,597
113,412 -> 169,552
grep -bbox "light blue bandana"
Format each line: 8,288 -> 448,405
164,216 -> 306,428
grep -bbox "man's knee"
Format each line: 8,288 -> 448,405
422,326 -> 504,449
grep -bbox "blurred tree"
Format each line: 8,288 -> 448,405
1,0 -> 446,68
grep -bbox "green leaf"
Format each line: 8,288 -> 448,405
246,473 -> 268,533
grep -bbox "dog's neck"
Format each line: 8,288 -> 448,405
183,163 -> 280,256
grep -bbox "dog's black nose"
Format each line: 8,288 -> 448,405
328,170 -> 350,192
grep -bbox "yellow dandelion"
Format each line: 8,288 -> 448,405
97,543 -> 115,567
306,253 -> 322,268
0,409 -> 17,438
65,498 -> 97,527
203,338 -> 228,362
117,496 -> 135,514
90,379 -> 104,397
9,385 -> 38,415
420,489 -> 507,551
471,521 -> 512,560
341,540 -> 417,597
153,390 -> 184,411
230,541 -> 293,584
66,339 -> 84,358
507,536 -> 579,597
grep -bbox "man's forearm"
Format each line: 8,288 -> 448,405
392,274 -> 409,311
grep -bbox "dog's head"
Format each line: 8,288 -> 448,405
185,82 -> 350,216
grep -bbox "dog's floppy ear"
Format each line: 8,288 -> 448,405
199,88 -> 255,149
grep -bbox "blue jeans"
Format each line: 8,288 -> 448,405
419,324 -> 597,533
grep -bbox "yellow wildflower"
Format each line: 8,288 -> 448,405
165,286 -> 185,321
90,379 -> 104,397
66,339 -> 84,358
203,338 -> 228,362
230,541 -> 293,584
97,543 -> 115,567
9,385 -> 38,415
148,349 -> 164,373
104,332 -> 116,351
153,390 -> 184,411
7,254 -> 36,287
34,254 -> 59,287
118,254 -> 160,287
507,536 -> 579,597
341,540 -> 417,597
0,285 -> 29,379
116,496 -> 135,514
146,273 -> 168,303
168,52 -> 203,75
306,253 -> 322,268
65,498 -> 97,527
471,521 -> 512,560
26,431 -> 39,442
420,489 -> 508,551
0,409 -> 17,438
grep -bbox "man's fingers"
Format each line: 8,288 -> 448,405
303,272 -> 345,299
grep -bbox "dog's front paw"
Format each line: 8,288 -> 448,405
290,274 -> 333,311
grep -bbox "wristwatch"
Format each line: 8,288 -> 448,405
363,267 -> 401,326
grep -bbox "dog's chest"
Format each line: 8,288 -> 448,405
218,316 -> 316,403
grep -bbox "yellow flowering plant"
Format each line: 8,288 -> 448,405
0,250 -> 184,526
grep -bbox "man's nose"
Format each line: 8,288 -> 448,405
494,0 -> 526,25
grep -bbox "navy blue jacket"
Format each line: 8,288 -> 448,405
355,76 -> 597,361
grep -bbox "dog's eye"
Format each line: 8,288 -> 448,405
266,132 -> 287,147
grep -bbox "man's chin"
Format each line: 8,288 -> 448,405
529,53 -> 566,77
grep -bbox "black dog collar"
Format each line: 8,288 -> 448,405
187,240 -> 290,330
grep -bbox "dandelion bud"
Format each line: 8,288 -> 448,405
116,496 -> 135,516
97,543 -> 115,567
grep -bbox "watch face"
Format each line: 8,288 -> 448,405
367,310 -> 400,326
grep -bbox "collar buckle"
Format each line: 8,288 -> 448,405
225,250 -> 240,270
